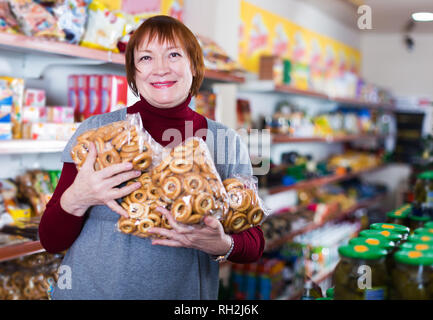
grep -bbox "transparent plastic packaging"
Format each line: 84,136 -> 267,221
52,0 -> 89,44
221,175 -> 270,233
8,0 -> 65,39
70,113 -> 158,172
117,137 -> 230,238
79,0 -> 125,52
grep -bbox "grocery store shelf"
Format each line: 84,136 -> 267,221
272,134 -> 385,144
311,261 -> 339,284
264,194 -> 384,252
264,165 -> 387,195
239,81 -> 395,111
0,33 -> 244,83
0,241 -> 44,263
0,140 -> 68,154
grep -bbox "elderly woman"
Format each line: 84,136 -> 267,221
39,15 -> 264,300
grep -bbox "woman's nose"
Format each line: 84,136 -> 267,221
153,57 -> 170,75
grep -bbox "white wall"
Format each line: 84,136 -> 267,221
361,33 -> 433,97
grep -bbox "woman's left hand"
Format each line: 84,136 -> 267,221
148,207 -> 232,256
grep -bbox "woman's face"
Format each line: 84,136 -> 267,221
134,36 -> 193,108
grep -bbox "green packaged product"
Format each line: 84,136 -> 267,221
326,287 -> 334,299
391,250 -> 433,299
333,244 -> 388,300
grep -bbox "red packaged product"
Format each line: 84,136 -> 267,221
88,75 -> 102,116
101,75 -> 128,114
67,75 -> 79,122
77,75 -> 90,120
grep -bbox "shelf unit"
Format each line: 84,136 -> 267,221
239,80 -> 395,111
271,133 -> 386,144
262,165 -> 387,195
264,194 -> 384,252
0,32 -> 245,83
0,140 -> 68,154
0,241 -> 44,263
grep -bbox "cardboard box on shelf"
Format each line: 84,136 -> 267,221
88,75 -> 102,116
28,123 -> 79,140
101,75 -> 128,113
77,75 -> 91,121
0,123 -> 12,140
46,106 -> 74,123
22,106 -> 47,123
24,89 -> 46,107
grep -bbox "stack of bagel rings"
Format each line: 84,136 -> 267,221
221,177 -> 265,233
117,137 -> 229,238
71,120 -> 153,172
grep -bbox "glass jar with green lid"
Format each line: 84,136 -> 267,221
392,250 -> 433,299
414,228 -> 433,236
400,242 -> 433,252
360,229 -> 403,246
333,244 -> 388,300
370,223 -> 410,241
349,236 -> 397,269
409,214 -> 431,232
425,221 -> 433,229
413,172 -> 428,216
408,234 -> 433,244
386,210 -> 410,228
326,287 -> 334,299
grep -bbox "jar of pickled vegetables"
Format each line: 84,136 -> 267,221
360,229 -> 403,246
392,249 -> 433,299
333,244 -> 388,300
407,234 -> 433,244
386,210 -> 410,228
414,228 -> 433,236
413,172 -> 428,216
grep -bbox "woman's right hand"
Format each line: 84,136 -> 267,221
60,142 -> 142,218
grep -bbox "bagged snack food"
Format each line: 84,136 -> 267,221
8,0 -> 65,39
80,0 -> 125,52
70,113 -> 159,172
117,136 -> 230,239
0,0 -> 19,33
221,175 -> 269,233
52,0 -> 90,44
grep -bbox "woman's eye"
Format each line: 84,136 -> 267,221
169,52 -> 181,58
140,56 -> 151,61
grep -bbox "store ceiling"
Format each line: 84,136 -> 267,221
364,0 -> 433,33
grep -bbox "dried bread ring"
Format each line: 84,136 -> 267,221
161,216 -> 172,229
228,189 -> 248,211
94,136 -> 106,154
172,198 -> 192,223
169,158 -> 193,174
161,176 -> 182,199
77,129 -> 96,141
236,190 -> 252,212
247,206 -> 264,225
152,169 -> 171,187
229,213 -> 248,232
223,178 -> 244,191
184,174 -> 204,195
185,213 -> 204,224
121,142 -> 140,153
71,140 -> 90,165
193,193 -> 214,215
101,149 -> 121,167
148,212 -> 162,227
128,203 -> 149,219
154,155 -> 172,172
119,218 -> 136,234
137,219 -> 154,233
130,189 -> 147,203
146,186 -> 160,200
133,153 -> 152,171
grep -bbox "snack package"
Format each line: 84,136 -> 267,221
52,0 -> 90,44
80,0 -> 125,52
117,137 -> 230,239
221,175 -> 270,234
8,0 -> 65,39
0,0 -> 19,33
70,113 -> 159,173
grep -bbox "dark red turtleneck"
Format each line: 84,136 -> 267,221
39,96 -> 264,263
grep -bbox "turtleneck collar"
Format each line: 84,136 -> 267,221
130,94 -> 193,120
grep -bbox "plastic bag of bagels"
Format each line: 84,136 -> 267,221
70,113 -> 159,172
117,136 -> 230,239
220,175 -> 270,233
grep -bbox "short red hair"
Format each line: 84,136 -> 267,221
125,15 -> 205,97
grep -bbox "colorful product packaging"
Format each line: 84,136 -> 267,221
88,74 -> 102,116
46,106 -> 74,123
77,74 -> 90,121
101,75 -> 127,113
24,89 -> 46,107
22,106 -> 47,123
0,76 -> 24,139
27,123 -> 78,140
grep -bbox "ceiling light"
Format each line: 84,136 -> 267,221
412,12 -> 433,22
